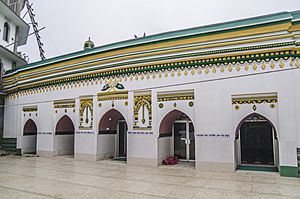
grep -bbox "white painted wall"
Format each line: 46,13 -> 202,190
97,134 -> 115,159
53,135 -> 74,156
36,102 -> 54,154
3,56 -> 300,171
18,135 -> 36,154
157,137 -> 172,165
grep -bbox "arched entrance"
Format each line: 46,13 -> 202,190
159,110 -> 195,162
235,113 -> 278,167
98,109 -> 128,159
54,115 -> 75,156
23,119 -> 37,154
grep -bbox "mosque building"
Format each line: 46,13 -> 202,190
1,10 -> 300,177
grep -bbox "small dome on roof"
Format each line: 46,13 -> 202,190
84,37 -> 95,50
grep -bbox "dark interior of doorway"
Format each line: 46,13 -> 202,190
240,122 -> 274,166
113,120 -> 127,161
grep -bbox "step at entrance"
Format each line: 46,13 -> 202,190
237,165 -> 278,172
0,138 -> 21,155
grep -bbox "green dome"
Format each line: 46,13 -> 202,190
84,37 -> 95,50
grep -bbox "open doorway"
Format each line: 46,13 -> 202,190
158,110 -> 195,165
235,113 -> 279,171
98,109 -> 128,160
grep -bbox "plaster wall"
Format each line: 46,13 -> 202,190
294,69 -> 300,148
0,13 -> 17,52
97,134 -> 115,159
3,58 -> 300,172
157,137 -> 172,165
18,135 -> 36,154
53,135 -> 74,156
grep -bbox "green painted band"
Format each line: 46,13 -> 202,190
280,166 -> 299,177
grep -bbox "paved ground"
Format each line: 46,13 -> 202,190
0,156 -> 299,199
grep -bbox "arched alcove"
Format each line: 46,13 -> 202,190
55,115 -> 75,135
54,115 -> 75,156
22,119 -> 37,154
23,119 -> 37,136
158,109 -> 195,163
98,109 -> 128,158
235,113 -> 279,168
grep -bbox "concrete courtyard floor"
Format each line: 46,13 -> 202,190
0,156 -> 299,199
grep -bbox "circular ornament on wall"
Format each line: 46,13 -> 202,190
99,103 -> 102,107
65,109 -> 67,113
270,104 -> 276,109
159,103 -> 164,109
189,101 -> 194,107
234,105 -> 240,110
252,105 -> 257,111
124,101 -> 128,106
173,102 -> 177,107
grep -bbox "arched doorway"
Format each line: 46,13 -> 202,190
54,115 -> 75,156
159,110 -> 195,162
98,109 -> 128,159
235,113 -> 278,167
23,119 -> 37,154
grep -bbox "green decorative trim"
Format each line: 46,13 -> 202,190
4,46 -> 298,94
6,41 -> 295,80
5,41 -> 295,82
5,11 -> 294,75
280,166 -> 299,177
238,165 -> 278,172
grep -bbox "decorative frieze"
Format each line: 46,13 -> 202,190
54,99 -> 75,109
4,49 -> 299,96
157,90 -> 194,102
97,91 -> 128,101
232,95 -> 277,105
23,106 -> 37,112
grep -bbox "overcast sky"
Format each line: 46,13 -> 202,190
19,0 -> 300,63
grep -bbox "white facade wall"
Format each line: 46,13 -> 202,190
3,57 -> 299,174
